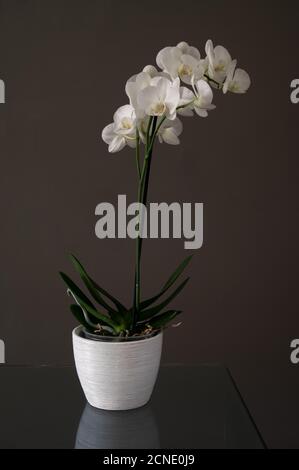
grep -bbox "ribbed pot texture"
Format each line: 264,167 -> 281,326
72,326 -> 163,410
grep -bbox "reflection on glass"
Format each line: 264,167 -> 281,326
75,403 -> 160,449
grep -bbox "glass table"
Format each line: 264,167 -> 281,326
0,364 -> 265,449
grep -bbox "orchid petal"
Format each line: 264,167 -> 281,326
101,123 -> 115,144
108,135 -> 126,153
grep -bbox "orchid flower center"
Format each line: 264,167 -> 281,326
215,62 -> 225,72
178,63 -> 193,77
121,117 -> 133,129
194,96 -> 202,107
229,83 -> 239,92
151,101 -> 166,115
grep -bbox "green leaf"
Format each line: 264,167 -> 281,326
163,255 -> 193,290
139,278 -> 190,322
59,271 -> 99,323
69,255 -> 126,326
144,310 -> 182,329
140,255 -> 193,310
69,304 -> 94,332
69,255 -> 127,314
60,271 -> 118,331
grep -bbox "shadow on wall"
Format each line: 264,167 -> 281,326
0,340 -> 5,363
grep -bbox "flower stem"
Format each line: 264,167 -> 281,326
135,130 -> 141,179
204,73 -> 222,89
132,117 -> 157,330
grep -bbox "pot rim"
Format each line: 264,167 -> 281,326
72,325 -> 162,345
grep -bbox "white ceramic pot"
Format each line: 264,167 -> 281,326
72,326 -> 163,411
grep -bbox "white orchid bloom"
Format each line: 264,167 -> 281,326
177,86 -> 195,116
126,68 -> 172,119
143,65 -> 159,77
205,39 -> 232,85
102,105 -> 137,153
158,117 -> 183,145
176,41 -> 201,59
156,42 -> 205,85
103,40 -> 249,153
137,76 -> 180,120
223,60 -> 251,94
138,115 -> 183,145
142,65 -> 171,80
191,79 -> 215,117
126,72 -> 151,118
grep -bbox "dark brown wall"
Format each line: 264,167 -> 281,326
0,0 -> 298,448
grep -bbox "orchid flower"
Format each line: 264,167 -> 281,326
137,76 -> 180,120
126,70 -> 175,119
142,65 -> 171,80
190,78 -> 215,117
126,72 -> 152,119
156,42 -> 205,85
223,60 -> 251,94
140,115 -> 183,145
177,86 -> 196,116
205,39 -> 232,85
157,117 -> 183,145
102,105 -> 136,153
102,40 -> 250,154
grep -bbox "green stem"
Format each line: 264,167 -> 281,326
132,117 -> 157,329
135,130 -> 141,179
132,106 -> 194,330
204,73 -> 222,89
141,119 -> 159,214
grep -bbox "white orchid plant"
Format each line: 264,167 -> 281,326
60,40 -> 250,338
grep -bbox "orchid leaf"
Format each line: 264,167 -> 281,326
69,255 -> 127,315
69,255 -> 125,326
60,272 -> 118,330
139,278 -> 190,322
59,270 -> 99,324
140,255 -> 193,311
145,310 -> 182,329
69,304 -> 94,332
163,255 -> 193,291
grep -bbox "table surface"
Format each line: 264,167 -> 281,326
0,364 -> 265,449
